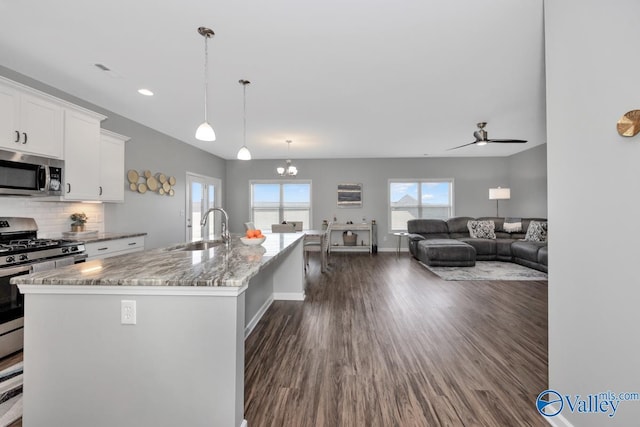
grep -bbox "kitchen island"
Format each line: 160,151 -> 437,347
12,233 -> 305,427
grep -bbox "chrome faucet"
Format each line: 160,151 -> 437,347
201,207 -> 230,245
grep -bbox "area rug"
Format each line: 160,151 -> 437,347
0,361 -> 23,426
420,261 -> 548,281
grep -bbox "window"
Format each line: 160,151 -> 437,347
251,181 -> 312,231
389,180 -> 454,231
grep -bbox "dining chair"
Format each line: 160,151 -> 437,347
304,224 -> 330,273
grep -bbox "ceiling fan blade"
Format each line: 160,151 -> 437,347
487,139 -> 527,143
447,141 -> 477,151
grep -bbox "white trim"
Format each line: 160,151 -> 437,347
0,75 -> 107,121
244,296 -> 274,339
17,284 -> 248,297
186,172 -> 222,242
273,292 -> 305,301
249,180 -> 312,230
542,406 -> 574,427
387,178 -> 455,233
240,420 -> 248,427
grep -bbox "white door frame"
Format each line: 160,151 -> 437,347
185,172 -> 222,242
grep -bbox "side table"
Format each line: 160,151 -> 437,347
393,232 -> 409,255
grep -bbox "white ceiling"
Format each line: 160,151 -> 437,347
0,0 -> 546,160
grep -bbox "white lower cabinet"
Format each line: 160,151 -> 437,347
85,236 -> 145,261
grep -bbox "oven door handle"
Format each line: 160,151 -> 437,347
3,264 -> 32,278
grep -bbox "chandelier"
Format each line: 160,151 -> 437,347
276,140 -> 298,176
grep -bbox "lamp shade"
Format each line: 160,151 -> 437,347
489,187 -> 511,200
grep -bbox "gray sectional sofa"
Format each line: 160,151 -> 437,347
407,217 -> 548,272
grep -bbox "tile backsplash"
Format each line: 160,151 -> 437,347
0,198 -> 105,238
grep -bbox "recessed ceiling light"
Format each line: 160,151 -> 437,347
138,89 -> 154,96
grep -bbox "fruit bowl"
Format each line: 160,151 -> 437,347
240,236 -> 266,246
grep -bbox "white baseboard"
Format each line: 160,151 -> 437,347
273,292 -> 305,301
244,296 -> 273,339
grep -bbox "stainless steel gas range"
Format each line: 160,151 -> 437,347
0,217 -> 87,358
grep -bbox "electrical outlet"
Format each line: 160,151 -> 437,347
121,300 -> 137,325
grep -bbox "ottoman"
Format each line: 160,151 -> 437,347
417,239 -> 476,267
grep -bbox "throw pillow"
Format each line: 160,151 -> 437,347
525,221 -> 548,242
503,217 -> 522,233
467,220 -> 496,239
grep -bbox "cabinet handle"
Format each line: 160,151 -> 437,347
128,242 -> 137,246
67,183 -> 71,193
99,186 -> 103,196
14,131 -> 20,143
97,247 -> 109,251
22,132 -> 27,144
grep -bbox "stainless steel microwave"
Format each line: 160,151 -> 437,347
0,149 -> 63,196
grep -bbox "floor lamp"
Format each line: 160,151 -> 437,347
489,187 -> 510,217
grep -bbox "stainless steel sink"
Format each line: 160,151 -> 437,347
180,240 -> 225,251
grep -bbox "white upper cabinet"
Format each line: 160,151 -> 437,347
0,79 -> 63,158
63,109 -> 103,201
99,129 -> 129,202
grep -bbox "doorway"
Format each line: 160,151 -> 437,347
186,172 -> 222,242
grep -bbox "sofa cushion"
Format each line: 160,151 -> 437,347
511,241 -> 547,262
459,238 -> 497,256
525,220 -> 548,242
538,245 -> 548,266
496,238 -> 517,259
467,220 -> 496,239
407,219 -> 449,239
478,217 -> 505,232
446,216 -> 475,239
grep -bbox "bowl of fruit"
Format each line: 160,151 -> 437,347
241,229 -> 266,246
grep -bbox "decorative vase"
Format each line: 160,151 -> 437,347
71,224 -> 85,232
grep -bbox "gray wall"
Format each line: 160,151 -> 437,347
508,143 -> 547,217
0,63 -> 546,251
226,147 -> 547,249
546,1 -> 640,426
0,66 -> 226,250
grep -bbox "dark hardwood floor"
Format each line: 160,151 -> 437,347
245,253 -> 548,426
3,253 -> 547,427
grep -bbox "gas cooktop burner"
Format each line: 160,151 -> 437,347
8,239 -> 61,250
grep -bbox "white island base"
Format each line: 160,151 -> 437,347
17,236 -> 304,427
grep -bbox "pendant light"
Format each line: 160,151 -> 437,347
276,140 -> 298,176
195,26 -> 216,141
236,79 -> 251,160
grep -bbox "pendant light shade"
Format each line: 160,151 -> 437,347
237,145 -> 251,160
196,27 -> 216,142
236,79 -> 251,160
196,122 -> 216,141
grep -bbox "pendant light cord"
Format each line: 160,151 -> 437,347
203,34 -> 209,122
243,82 -> 247,147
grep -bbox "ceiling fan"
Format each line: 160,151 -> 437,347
448,122 -> 527,150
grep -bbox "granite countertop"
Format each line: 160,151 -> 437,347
12,233 -> 303,288
58,232 -> 147,243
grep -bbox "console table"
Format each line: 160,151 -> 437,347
328,223 -> 374,253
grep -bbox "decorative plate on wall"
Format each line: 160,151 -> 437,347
127,169 -> 176,196
617,110 -> 640,137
